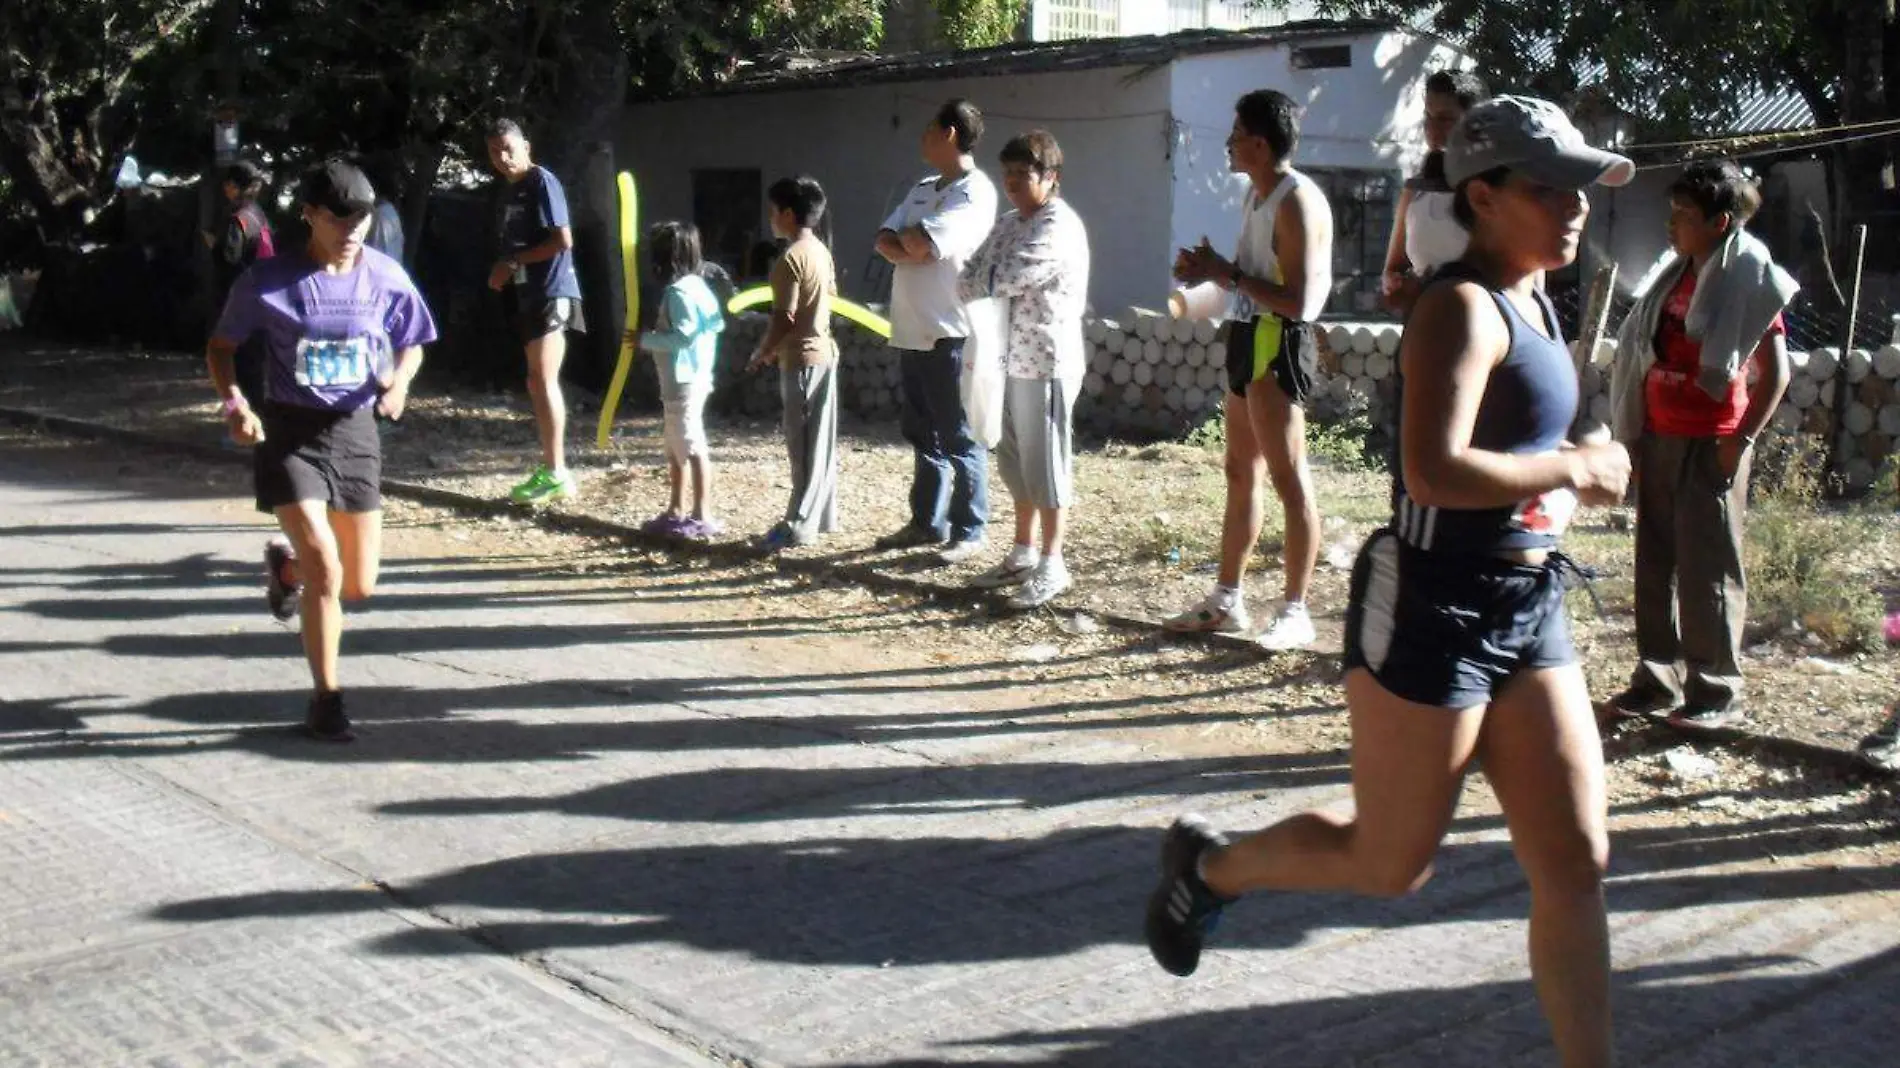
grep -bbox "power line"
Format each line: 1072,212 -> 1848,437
1624,115 -> 1900,153
1634,125 -> 1900,172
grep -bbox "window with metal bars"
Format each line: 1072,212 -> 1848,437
1304,167 -> 1400,317
1041,0 -> 1119,40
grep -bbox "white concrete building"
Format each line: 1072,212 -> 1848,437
1031,0 -> 1322,40
616,21 -> 1467,319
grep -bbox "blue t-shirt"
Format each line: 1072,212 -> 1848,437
214,247 -> 439,411
496,165 -> 581,301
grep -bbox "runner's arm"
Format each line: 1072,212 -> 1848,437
205,338 -> 244,409
1400,282 -> 1623,509
386,344 -> 425,393
505,226 -> 572,267
1232,185 -> 1331,321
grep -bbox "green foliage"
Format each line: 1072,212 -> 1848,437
1183,406 -> 1388,472
1284,0 -> 1844,138
745,0 -> 883,51
1184,412 -> 1225,451
1745,434 -> 1883,652
935,0 -> 1028,49
1308,409 -> 1388,473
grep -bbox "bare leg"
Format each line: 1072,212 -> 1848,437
1246,377 -> 1320,604
689,453 -> 712,521
1012,501 -> 1039,552
1478,664 -> 1615,1068
274,501 -> 346,693
1215,392 -> 1267,588
667,458 -> 685,514
525,330 -> 568,472
1038,505 -> 1066,558
328,507 -> 384,602
1201,669 -> 1485,897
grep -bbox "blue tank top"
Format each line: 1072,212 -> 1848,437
1391,262 -> 1579,552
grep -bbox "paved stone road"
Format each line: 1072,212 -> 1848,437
2,434 -> 1897,1067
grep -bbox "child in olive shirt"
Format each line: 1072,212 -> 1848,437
748,176 -> 839,549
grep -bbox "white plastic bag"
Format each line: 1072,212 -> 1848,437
961,297 -> 1008,449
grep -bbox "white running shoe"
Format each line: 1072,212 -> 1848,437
937,537 -> 989,565
1255,602 -> 1316,652
969,554 -> 1037,589
1007,560 -> 1072,610
1163,593 -> 1251,636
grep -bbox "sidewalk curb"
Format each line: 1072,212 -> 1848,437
1,402 -> 1880,778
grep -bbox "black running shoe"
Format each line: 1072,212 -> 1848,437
873,525 -> 945,551
265,536 -> 300,622
304,691 -> 353,743
1145,814 -> 1234,977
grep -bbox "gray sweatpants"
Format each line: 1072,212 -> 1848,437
781,361 -> 840,542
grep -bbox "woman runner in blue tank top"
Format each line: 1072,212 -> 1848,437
1143,97 -> 1634,1068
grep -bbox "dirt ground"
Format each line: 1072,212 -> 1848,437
4,336 -> 1899,758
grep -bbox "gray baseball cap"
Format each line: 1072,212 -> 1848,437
1444,95 -> 1635,190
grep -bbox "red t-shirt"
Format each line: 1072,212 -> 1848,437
1644,269 -> 1784,436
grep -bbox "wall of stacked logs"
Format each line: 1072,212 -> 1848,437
715,311 -> 1900,490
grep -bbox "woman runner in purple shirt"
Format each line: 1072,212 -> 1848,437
205,159 -> 437,741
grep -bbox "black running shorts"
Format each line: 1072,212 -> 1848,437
1226,316 -> 1317,404
1342,528 -> 1576,709
254,403 -> 382,514
502,289 -> 586,344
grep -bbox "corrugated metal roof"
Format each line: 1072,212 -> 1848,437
1509,38 -> 1813,135
1729,88 -> 1815,134
703,19 -> 1408,97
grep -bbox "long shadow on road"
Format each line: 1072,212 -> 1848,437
145,814 -> 1900,1065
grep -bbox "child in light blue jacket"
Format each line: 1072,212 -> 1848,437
637,222 -> 725,537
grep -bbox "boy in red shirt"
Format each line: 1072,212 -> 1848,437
1604,160 -> 1797,729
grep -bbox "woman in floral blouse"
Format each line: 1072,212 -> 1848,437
956,129 -> 1091,609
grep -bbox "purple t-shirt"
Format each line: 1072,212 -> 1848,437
214,247 -> 438,411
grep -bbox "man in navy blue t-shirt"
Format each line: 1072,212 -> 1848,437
486,117 -> 586,505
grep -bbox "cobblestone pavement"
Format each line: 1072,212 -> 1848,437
2,431 -> 1897,1067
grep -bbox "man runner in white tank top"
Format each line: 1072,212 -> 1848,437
1165,89 -> 1334,651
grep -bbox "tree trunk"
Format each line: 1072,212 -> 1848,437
1838,0 -> 1896,269
400,141 -> 446,270
0,76 -> 97,244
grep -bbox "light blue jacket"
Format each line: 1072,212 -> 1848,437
639,274 -> 725,386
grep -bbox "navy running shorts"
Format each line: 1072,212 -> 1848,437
1342,528 -> 1576,709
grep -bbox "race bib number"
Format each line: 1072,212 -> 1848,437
294,336 -> 373,390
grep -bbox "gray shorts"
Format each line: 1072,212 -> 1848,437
996,375 -> 1077,509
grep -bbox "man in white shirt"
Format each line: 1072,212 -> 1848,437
873,98 -> 1000,563
1164,89 -> 1334,651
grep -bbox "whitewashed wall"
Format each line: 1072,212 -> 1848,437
616,64 -> 1176,318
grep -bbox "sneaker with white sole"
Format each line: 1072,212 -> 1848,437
1255,602 -> 1316,652
1163,593 -> 1251,636
264,536 -> 300,622
969,555 -> 1037,590
938,537 -> 989,566
1858,709 -> 1900,773
1007,560 -> 1072,610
